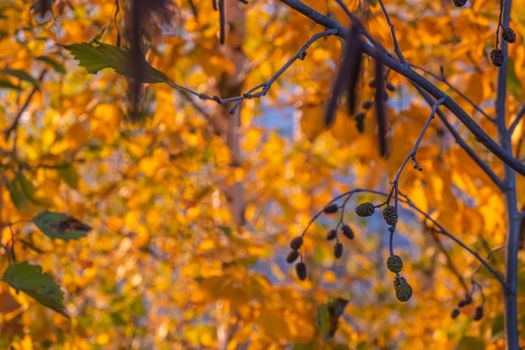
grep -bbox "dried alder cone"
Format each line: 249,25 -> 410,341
341,224 -> 354,240
394,276 -> 413,302
355,202 -> 375,217
490,49 -> 504,67
383,206 -> 398,226
451,308 -> 460,319
457,295 -> 473,308
503,27 -> 516,43
334,242 -> 343,258
295,262 -> 307,280
323,203 -> 339,214
473,306 -> 484,321
326,229 -> 337,240
386,255 -> 403,273
453,0 -> 467,7
290,236 -> 303,250
286,250 -> 299,263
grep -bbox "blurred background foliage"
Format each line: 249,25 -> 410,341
0,0 -> 524,348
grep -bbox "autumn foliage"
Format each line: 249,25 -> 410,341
0,0 -> 525,349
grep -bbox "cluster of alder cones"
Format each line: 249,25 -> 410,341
354,202 -> 412,302
287,199 -> 414,302
286,203 -> 355,281
452,0 -> 517,67
450,294 -> 485,321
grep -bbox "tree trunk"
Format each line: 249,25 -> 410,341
495,1 -> 520,347
210,1 -> 247,228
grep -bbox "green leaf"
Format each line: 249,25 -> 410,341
315,303 -> 330,336
491,314 -> 504,338
32,211 -> 92,241
292,342 -> 316,350
64,42 -> 171,84
5,175 -> 31,210
0,69 -> 40,89
2,262 -> 67,316
454,336 -> 484,350
57,164 -> 80,189
37,55 -> 66,74
0,79 -> 21,90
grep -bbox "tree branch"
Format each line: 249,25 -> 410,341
4,70 -> 47,140
303,188 -> 507,288
377,0 -> 405,63
277,0 -> 525,177
412,84 -> 506,190
166,28 -> 338,113
411,64 -> 495,122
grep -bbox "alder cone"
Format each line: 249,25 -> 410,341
323,203 -> 339,214
453,0 -> 466,7
341,224 -> 354,240
451,308 -> 460,319
295,262 -> 307,280
490,49 -> 504,67
393,276 -> 407,288
395,281 -> 413,302
355,202 -> 375,217
326,229 -> 337,240
290,236 -> 303,250
286,250 -> 299,264
473,306 -> 484,321
503,27 -> 516,43
386,255 -> 403,273
334,242 -> 343,258
383,206 -> 398,225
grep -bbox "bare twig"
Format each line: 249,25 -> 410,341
391,96 -> 446,187
429,229 -> 470,294
412,84 -> 506,190
411,65 -> 495,122
377,0 -> 405,63
164,28 -> 337,115
301,188 -> 507,288
277,0 -> 525,176
4,70 -> 47,140
397,191 -> 507,289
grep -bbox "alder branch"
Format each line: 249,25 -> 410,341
377,0 -> 405,63
412,84 -> 506,190
429,229 -> 470,294
166,28 -> 338,113
411,64 -> 494,122
382,97 -> 446,208
277,0 -> 525,177
396,190 -> 507,289
4,70 -> 48,140
304,188 -> 507,288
